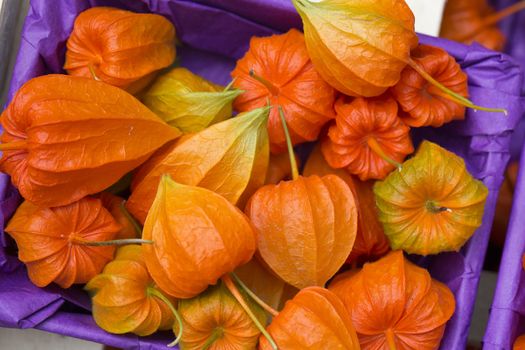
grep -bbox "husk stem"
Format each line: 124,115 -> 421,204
366,137 -> 402,170
385,329 -> 397,350
73,238 -> 153,247
221,274 -> 279,350
147,288 -> 184,347
119,200 -> 143,236
407,58 -> 507,115
249,69 -> 280,96
425,200 -> 452,214
457,1 -> 525,42
88,64 -> 101,81
202,327 -> 224,350
278,106 -> 299,180
223,78 -> 237,92
230,272 -> 279,317
0,141 -> 28,151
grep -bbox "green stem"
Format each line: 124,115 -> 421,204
230,273 -> 279,317
407,58 -> 507,115
119,200 -> 143,236
148,288 -> 184,347
366,138 -> 402,170
278,106 -> 299,180
221,275 -> 279,350
425,200 -> 451,214
76,238 -> 153,247
223,78 -> 237,92
202,327 -> 224,350
88,64 -> 101,81
249,69 -> 280,96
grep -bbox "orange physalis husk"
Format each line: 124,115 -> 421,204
516,335 -> 525,350
329,251 -> 455,350
292,0 -> 507,115
246,107 -> 358,289
265,152 -> 301,185
100,193 -> 141,240
176,280 -> 266,350
64,7 -> 176,94
246,173 -> 358,289
142,67 -> 242,133
391,44 -> 469,128
304,145 -> 390,266
440,0 -> 525,51
231,29 -> 335,154
5,198 -> 122,288
86,245 -> 182,345
127,106 -> 270,224
0,74 -> 180,207
259,287 -> 361,350
321,95 -> 414,181
142,175 -> 256,299
291,0 -> 418,97
374,141 -> 489,255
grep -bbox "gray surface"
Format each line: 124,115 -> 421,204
0,327 -> 102,350
0,0 -> 28,107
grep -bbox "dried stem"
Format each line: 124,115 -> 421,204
148,288 -> 184,347
366,138 -> 402,170
221,274 -> 278,350
407,58 -> 507,115
278,106 -> 299,180
230,272 -> 279,317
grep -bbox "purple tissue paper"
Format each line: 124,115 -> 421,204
0,1 -> 524,349
490,0 -> 525,160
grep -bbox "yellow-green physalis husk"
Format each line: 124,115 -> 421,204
142,67 -> 242,133
126,106 -> 271,223
374,140 -> 488,256
175,281 -> 266,350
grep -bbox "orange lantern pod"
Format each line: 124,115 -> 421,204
176,281 -> 266,350
64,7 -> 176,94
127,106 -> 270,224
329,251 -> 455,350
231,29 -> 335,154
291,0 -> 417,97
391,44 -> 469,128
259,287 -> 361,350
5,198 -> 126,288
86,245 -> 182,346
321,95 -> 414,181
304,145 -> 390,266
246,107 -> 358,289
0,74 -> 180,207
142,175 -> 256,299
440,0 -> 525,51
516,335 -> 525,350
99,193 -> 140,240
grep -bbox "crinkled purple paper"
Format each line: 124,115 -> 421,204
490,0 -> 525,160
0,1 -> 523,349
484,1 -> 525,342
